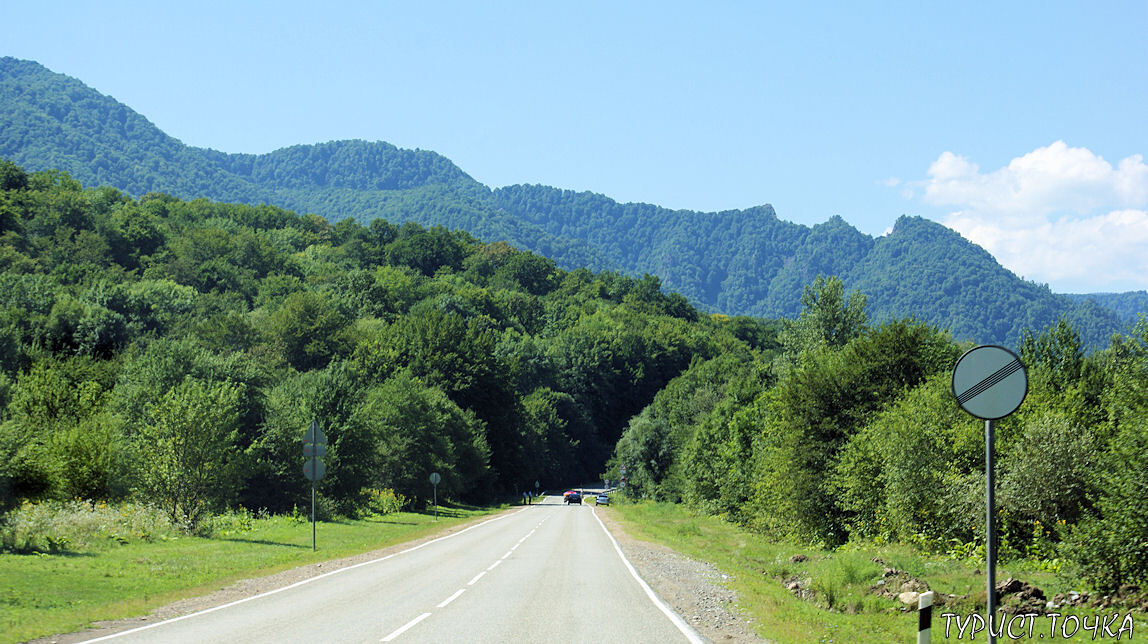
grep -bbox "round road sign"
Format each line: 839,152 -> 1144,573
429,472 -> 441,485
952,345 -> 1027,420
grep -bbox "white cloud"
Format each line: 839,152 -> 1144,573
911,142 -> 1148,292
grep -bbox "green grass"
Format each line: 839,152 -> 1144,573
0,502 -> 506,643
609,501 -> 1147,643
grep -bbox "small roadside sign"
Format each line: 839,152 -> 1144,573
303,419 -> 328,552
429,472 -> 441,520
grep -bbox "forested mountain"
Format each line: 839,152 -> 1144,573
1064,291 -> 1148,325
1,57 -> 1140,348
0,158 -> 761,527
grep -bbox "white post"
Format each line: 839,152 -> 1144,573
918,591 -> 934,644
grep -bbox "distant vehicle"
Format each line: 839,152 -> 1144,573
563,490 -> 575,500
565,491 -> 582,505
595,493 -> 609,506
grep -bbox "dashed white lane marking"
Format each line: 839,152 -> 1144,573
501,550 -> 513,560
436,589 -> 466,608
79,508 -> 530,643
486,559 -> 503,572
380,613 -> 431,642
467,571 -> 487,585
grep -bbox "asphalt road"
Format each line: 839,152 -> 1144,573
82,495 -> 703,643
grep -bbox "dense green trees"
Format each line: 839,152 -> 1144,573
0,161 -> 733,522
612,281 -> 1148,593
0,157 -> 1144,595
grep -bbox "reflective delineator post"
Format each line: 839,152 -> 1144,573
918,591 -> 934,644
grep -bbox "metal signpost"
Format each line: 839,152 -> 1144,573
429,472 -> 441,520
952,346 -> 1027,644
303,419 -> 328,552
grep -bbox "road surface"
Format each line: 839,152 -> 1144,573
81,495 -> 703,643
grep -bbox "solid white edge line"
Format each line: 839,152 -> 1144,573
590,507 -> 706,644
78,508 -> 529,643
436,588 -> 466,608
467,570 -> 486,585
380,612 -> 431,642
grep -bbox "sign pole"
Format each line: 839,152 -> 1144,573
303,419 -> 327,553
985,419 -> 995,643
952,347 -> 1024,644
429,472 -> 441,521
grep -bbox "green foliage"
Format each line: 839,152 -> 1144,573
363,488 -> 407,515
355,370 -> 490,505
999,413 -> 1097,533
266,290 -> 352,371
1061,320 -> 1148,591
0,498 -> 175,553
1063,417 -> 1148,592
776,275 -> 867,369
0,158 -> 742,519
134,378 -> 245,531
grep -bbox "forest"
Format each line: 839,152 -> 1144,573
0,159 -> 767,530
1,158 -> 1145,598
610,274 -> 1148,594
2,56 -> 1137,350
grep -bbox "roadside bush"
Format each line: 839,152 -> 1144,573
364,487 -> 407,515
998,412 -> 1097,543
1062,418 -> 1148,592
0,499 -> 176,553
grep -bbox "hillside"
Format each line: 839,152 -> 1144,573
1,56 -> 1139,347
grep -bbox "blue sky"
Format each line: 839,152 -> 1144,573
3,1 -> 1146,293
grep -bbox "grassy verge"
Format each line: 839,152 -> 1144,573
0,501 -> 506,643
609,501 -> 1147,643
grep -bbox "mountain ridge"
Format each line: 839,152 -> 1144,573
0,56 -> 1139,347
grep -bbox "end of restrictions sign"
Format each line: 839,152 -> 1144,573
952,345 -> 1028,420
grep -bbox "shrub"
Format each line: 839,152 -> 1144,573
0,499 -> 176,553
364,488 -> 407,515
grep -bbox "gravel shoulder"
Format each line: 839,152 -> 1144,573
35,504 -> 764,643
595,506 -> 765,643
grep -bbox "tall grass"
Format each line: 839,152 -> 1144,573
0,499 -> 176,553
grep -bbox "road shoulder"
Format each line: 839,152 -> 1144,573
593,506 -> 765,643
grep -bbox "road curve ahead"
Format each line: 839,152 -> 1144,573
82,496 -> 704,643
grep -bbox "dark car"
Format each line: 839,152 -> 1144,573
565,491 -> 582,504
